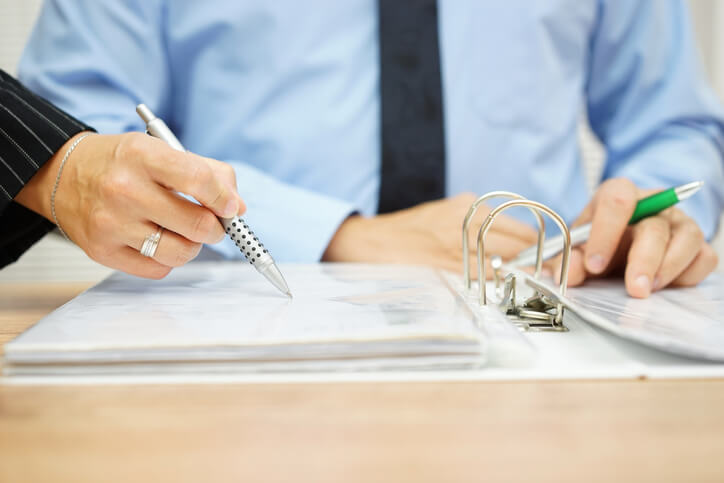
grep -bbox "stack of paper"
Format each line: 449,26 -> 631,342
3,264 -> 503,376
9,262 -> 724,382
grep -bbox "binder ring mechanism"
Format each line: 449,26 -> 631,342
462,193 -> 572,332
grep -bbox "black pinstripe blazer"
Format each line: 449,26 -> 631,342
0,69 -> 93,268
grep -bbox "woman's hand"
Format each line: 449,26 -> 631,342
15,132 -> 245,278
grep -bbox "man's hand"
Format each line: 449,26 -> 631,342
15,132 -> 245,279
322,193 -> 539,277
559,178 -> 718,298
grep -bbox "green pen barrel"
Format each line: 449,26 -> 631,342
629,188 -> 678,224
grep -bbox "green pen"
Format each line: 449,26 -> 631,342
510,181 -> 705,267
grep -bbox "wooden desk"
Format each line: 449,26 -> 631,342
1,283 -> 724,483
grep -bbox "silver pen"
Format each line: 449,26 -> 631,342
509,181 -> 704,268
136,104 -> 292,298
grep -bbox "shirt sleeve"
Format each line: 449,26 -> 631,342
0,69 -> 94,268
586,0 -> 724,240
18,0 -> 357,262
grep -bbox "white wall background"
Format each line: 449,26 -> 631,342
0,0 -> 723,282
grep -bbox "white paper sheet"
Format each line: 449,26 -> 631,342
562,275 -> 724,361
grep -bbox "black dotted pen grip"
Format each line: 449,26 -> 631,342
222,216 -> 271,265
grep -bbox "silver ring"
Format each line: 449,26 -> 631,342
140,227 -> 163,258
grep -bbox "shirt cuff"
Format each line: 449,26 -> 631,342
605,131 -> 724,241
0,202 -> 55,268
207,162 -> 357,262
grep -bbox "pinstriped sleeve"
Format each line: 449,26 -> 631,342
0,69 -> 94,268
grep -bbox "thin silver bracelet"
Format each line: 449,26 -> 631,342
51,132 -> 92,242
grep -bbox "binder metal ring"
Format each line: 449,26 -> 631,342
462,192 -> 546,289
476,199 -> 571,323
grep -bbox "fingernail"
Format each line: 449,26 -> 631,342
223,199 -> 238,218
635,275 -> 651,296
653,277 -> 662,291
587,254 -> 606,273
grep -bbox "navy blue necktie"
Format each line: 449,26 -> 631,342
377,0 -> 446,214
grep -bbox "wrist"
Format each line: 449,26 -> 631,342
322,214 -> 368,261
14,132 -> 92,220
322,213 -> 398,263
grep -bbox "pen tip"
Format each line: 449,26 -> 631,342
285,291 -> 293,299
675,181 -> 705,201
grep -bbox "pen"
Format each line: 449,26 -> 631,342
136,104 -> 292,298
510,181 -> 704,268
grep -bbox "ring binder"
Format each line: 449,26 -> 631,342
463,193 -> 573,332
461,192 -> 546,289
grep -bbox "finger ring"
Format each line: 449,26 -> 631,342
140,226 -> 164,258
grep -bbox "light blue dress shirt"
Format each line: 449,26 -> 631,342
18,0 -> 724,262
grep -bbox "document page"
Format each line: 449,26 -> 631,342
5,264 -> 489,371
565,274 -> 724,361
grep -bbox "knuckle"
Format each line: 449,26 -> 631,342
604,190 -> 636,213
88,209 -> 113,233
598,178 -> 637,210
190,162 -> 213,192
173,241 -> 202,266
147,266 -> 172,280
701,243 -> 718,266
639,218 -> 670,244
222,163 -> 237,184
86,239 -> 113,263
98,173 -> 116,198
115,132 -> 146,160
210,184 -> 228,209
99,170 -> 134,201
682,221 -> 705,245
618,177 -> 636,191
190,211 -> 219,241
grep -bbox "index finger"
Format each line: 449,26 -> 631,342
584,178 -> 638,274
137,137 -> 244,218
